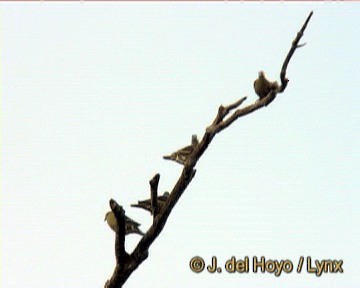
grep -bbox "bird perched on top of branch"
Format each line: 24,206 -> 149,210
131,191 -> 170,214
163,135 -> 199,165
104,211 -> 145,236
253,71 -> 279,99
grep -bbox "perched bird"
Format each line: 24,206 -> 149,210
163,135 -> 199,165
131,191 -> 170,214
253,71 -> 279,99
104,211 -> 145,236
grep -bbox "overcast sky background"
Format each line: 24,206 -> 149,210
2,2 -> 359,287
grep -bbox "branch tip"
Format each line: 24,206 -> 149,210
149,173 -> 160,186
297,42 -> 306,48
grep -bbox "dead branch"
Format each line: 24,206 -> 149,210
105,11 -> 313,287
149,174 -> 160,218
280,11 -> 313,92
105,200 -> 130,288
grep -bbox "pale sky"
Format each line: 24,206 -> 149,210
2,3 -> 360,287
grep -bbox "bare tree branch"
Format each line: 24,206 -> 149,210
149,174 -> 160,218
105,11 -> 313,287
105,200 -> 130,288
280,11 -> 313,92
211,97 -> 248,126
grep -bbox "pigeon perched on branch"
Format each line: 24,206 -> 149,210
253,71 -> 279,99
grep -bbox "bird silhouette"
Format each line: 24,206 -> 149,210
253,71 -> 279,99
163,135 -> 199,165
104,211 -> 145,236
131,191 -> 170,214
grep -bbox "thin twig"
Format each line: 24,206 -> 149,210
149,174 -> 160,218
280,11 -> 313,92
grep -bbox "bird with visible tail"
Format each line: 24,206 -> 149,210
163,135 -> 199,165
253,71 -> 279,99
104,211 -> 145,236
131,191 -> 170,214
